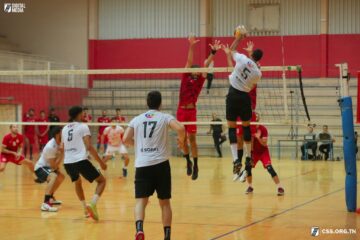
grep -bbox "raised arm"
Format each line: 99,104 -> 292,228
185,35 -> 200,68
230,25 -> 247,52
243,41 -> 254,57
222,44 -> 233,68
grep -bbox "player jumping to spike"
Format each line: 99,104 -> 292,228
223,26 -> 263,181
177,34 -> 221,180
245,113 -> 284,196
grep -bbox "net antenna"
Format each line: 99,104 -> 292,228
336,62 -> 357,212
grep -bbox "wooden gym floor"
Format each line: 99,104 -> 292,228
0,156 -> 359,240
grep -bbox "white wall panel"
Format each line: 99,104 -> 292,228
213,0 -> 320,36
99,0 -> 200,39
329,0 -> 360,34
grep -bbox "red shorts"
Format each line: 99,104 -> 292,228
0,154 -> 25,165
177,108 -> 197,134
236,117 -> 256,136
98,134 -> 108,144
252,149 -> 272,168
25,133 -> 35,144
38,135 -> 48,145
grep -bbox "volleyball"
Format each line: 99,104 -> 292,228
234,25 -> 247,38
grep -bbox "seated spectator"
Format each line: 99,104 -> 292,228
317,125 -> 335,160
301,126 -> 317,160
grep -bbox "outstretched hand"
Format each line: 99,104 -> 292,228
221,44 -> 231,54
243,41 -> 254,54
209,40 -> 222,51
188,34 -> 200,46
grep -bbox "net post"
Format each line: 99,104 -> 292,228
336,62 -> 357,212
282,67 -> 289,121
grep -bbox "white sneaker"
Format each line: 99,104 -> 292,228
41,203 -> 58,212
238,170 -> 248,183
232,173 -> 241,181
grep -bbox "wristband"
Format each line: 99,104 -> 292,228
211,49 -> 217,55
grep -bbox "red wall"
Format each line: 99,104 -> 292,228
0,83 -> 88,121
89,34 -> 360,79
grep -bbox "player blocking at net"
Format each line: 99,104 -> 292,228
62,106 -> 107,221
0,125 -> 35,174
178,34 -> 221,180
101,117 -> 130,178
225,25 -> 263,181
123,91 -> 186,240
34,126 -> 65,212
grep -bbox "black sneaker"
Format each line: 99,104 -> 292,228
232,159 -> 242,181
191,166 -> 198,180
122,168 -> 128,177
245,186 -> 254,194
186,161 -> 193,176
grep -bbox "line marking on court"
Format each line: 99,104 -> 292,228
208,182 -> 358,240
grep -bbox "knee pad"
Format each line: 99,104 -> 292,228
266,165 -> 277,178
242,126 -> 251,142
245,157 -> 252,168
247,166 -> 252,177
229,128 -> 237,144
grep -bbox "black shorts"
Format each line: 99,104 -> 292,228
35,167 -> 52,183
226,86 -> 252,122
135,160 -> 171,200
64,160 -> 100,183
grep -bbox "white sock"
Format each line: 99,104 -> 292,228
91,194 -> 100,205
81,200 -> 87,209
244,142 -> 251,157
230,144 -> 238,162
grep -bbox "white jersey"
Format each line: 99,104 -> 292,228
229,52 -> 261,92
103,126 -> 124,147
129,110 -> 175,168
35,138 -> 59,171
62,122 -> 91,164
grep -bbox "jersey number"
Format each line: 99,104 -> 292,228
67,129 -> 74,141
143,121 -> 157,138
241,67 -> 251,80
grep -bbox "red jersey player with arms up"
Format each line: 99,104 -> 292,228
177,35 -> 221,180
0,125 -> 35,174
245,113 -> 284,196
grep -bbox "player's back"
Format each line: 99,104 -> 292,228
35,138 -> 58,170
62,122 -> 89,164
129,110 -> 175,168
230,53 -> 261,92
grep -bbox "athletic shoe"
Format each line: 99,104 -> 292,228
135,231 -> 145,240
50,197 -> 62,205
86,203 -> 99,221
34,178 -> 43,184
123,168 -> 128,178
41,202 -> 58,212
191,166 -> 198,180
186,161 -> 193,176
277,187 -> 285,196
84,210 -> 90,218
245,186 -> 254,194
232,160 -> 242,181
238,170 -> 248,183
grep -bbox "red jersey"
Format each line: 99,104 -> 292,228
36,118 -> 48,135
2,133 -> 24,155
253,125 -> 268,153
97,116 -> 111,135
178,73 -> 206,107
23,115 -> 35,136
82,113 -> 92,122
114,116 -> 126,123
249,85 -> 257,110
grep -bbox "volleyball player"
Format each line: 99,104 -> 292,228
36,110 -> 49,151
114,108 -> 126,123
245,113 -> 284,196
82,107 -> 92,122
177,35 -> 221,180
97,110 -> 111,151
224,26 -> 263,181
34,126 -> 65,212
101,117 -> 129,177
123,91 -> 185,240
0,125 -> 34,174
62,106 -> 107,221
23,108 -> 36,160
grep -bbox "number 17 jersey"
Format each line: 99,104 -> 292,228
129,110 -> 175,168
229,52 -> 261,92
62,122 -> 91,164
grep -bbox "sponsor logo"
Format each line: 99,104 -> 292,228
145,113 -> 155,119
311,227 -> 320,237
4,3 -> 25,13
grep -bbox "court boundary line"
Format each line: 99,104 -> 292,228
208,183 -> 357,240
